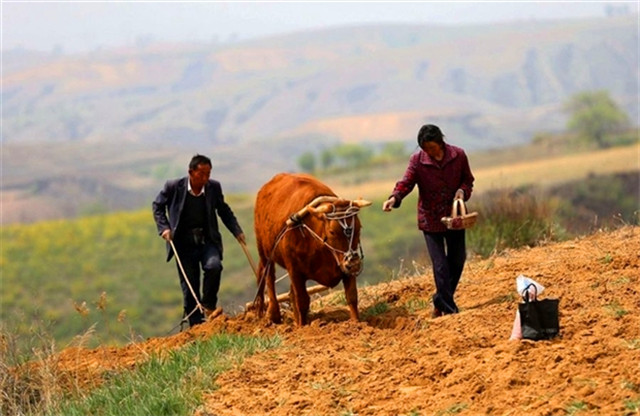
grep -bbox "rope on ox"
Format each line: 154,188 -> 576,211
296,206 -> 363,273
251,196 -> 367,310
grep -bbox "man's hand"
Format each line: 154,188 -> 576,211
236,233 -> 246,245
454,189 -> 465,200
161,229 -> 172,242
382,197 -> 396,212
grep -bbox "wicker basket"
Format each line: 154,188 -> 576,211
441,199 -> 478,230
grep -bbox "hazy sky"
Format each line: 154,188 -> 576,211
1,1 -> 635,53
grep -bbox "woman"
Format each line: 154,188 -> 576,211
382,124 -> 474,317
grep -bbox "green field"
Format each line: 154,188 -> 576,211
0,193 -> 425,348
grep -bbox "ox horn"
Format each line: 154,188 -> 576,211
286,196 -> 340,226
351,199 -> 372,208
306,197 -> 372,216
308,195 -> 340,207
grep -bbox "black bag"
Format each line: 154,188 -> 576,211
518,283 -> 560,340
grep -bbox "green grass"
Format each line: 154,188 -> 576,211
361,301 -> 390,319
436,402 -> 469,415
605,301 -> 629,319
565,400 -> 588,415
624,397 -> 640,413
600,253 -> 614,264
404,297 -> 430,313
52,333 -> 281,416
0,204 -> 261,350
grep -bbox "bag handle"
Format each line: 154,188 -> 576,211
451,198 -> 467,218
521,282 -> 538,302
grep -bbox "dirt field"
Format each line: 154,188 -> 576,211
52,226 -> 639,415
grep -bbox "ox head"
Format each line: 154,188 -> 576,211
288,196 -> 372,276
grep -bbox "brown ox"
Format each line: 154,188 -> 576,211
253,173 -> 371,325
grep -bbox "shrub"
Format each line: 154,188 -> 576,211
467,188 -> 566,257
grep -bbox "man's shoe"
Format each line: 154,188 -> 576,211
431,307 -> 443,318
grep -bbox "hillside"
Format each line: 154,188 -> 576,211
34,226 -> 639,415
2,141 -> 638,351
4,17 -> 637,148
2,15 -> 638,224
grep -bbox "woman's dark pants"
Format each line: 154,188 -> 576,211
423,229 -> 466,314
173,238 -> 223,327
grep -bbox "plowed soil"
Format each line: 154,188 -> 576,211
52,226 -> 639,415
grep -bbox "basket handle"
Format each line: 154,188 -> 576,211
451,198 -> 467,218
521,282 -> 538,302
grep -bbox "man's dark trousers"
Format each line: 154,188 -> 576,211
173,235 -> 223,327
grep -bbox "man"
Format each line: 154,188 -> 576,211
152,154 -> 245,327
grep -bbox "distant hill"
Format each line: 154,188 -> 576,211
2,16 -> 638,223
4,16 -> 637,148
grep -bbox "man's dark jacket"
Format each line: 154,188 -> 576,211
152,177 -> 243,261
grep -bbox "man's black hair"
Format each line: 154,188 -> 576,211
189,154 -> 212,170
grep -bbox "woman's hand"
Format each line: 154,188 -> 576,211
382,197 -> 396,212
454,189 -> 465,200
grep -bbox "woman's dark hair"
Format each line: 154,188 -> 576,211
417,124 -> 445,147
189,154 -> 212,170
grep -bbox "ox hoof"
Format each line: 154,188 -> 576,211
268,314 -> 282,325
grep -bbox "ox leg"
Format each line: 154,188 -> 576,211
343,275 -> 360,322
290,275 -> 310,326
289,284 -> 299,325
266,266 -> 282,324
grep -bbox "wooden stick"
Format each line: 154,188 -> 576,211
245,284 -> 330,309
276,284 -> 330,303
169,240 -> 204,314
239,240 -> 260,281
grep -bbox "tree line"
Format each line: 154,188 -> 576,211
297,142 -> 411,174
